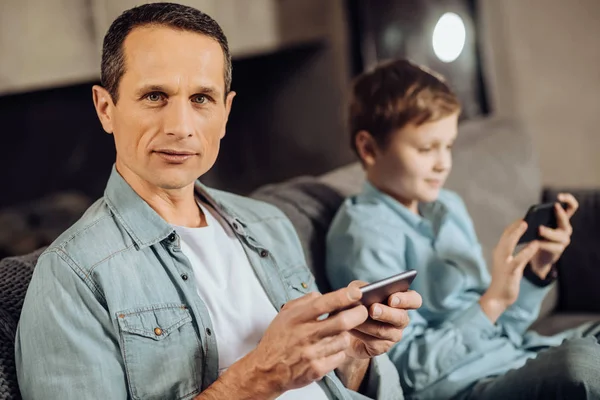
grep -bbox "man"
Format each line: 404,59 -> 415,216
15,3 -> 421,399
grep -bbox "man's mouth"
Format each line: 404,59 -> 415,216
153,149 -> 198,163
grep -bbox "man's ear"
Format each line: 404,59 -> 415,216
220,91 -> 236,139
355,130 -> 379,167
92,85 -> 115,134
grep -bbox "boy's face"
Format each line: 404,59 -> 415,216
361,112 -> 459,212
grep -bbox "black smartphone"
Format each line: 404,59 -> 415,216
518,201 -> 568,244
359,269 -> 418,308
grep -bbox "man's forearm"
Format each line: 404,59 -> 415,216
195,351 -> 279,400
335,357 -> 371,393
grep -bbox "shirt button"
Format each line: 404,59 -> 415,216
154,327 -> 163,336
168,233 -> 176,242
206,328 -> 212,336
181,273 -> 189,281
232,222 -> 239,230
259,249 -> 269,258
301,282 -> 308,289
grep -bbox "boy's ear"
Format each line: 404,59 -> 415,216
355,130 -> 378,167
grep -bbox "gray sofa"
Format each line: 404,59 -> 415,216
1,117 -> 599,398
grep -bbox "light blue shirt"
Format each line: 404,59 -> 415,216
326,182 -> 568,400
15,167 -> 403,400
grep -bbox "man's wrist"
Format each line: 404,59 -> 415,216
197,350 -> 280,400
336,356 -> 370,392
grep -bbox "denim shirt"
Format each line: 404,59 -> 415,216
15,167 -> 403,400
326,182 -> 564,400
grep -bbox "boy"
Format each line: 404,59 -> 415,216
326,59 -> 600,399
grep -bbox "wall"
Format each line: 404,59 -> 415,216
481,0 -> 600,188
0,0 -> 335,95
0,0 -> 354,206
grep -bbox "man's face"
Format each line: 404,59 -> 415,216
94,25 -> 235,191
366,113 -> 458,210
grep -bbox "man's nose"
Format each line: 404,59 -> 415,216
164,100 -> 194,139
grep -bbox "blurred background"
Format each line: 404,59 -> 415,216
1,0 -> 599,257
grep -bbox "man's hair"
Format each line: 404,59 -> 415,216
101,2 -> 232,103
348,59 -> 461,156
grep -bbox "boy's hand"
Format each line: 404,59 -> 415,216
480,220 -> 540,323
530,193 -> 578,279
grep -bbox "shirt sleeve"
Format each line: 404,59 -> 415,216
497,277 -> 553,335
444,191 -> 551,337
346,355 -> 405,400
16,249 -> 128,399
326,224 -> 499,396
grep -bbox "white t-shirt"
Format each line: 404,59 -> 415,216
175,201 -> 329,400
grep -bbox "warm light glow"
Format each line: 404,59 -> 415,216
432,12 -> 466,63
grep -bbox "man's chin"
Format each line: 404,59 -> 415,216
151,170 -> 202,191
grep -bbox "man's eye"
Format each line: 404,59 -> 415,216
146,92 -> 163,102
418,147 -> 432,153
193,95 -> 207,104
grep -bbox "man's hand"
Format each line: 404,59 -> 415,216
530,193 -> 578,279
216,285 -> 369,399
481,220 -> 540,323
345,281 -> 422,360
336,282 -> 422,392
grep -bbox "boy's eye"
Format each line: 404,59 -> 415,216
418,147 -> 433,153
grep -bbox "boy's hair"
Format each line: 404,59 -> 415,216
349,59 -> 461,157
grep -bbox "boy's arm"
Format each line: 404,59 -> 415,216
446,191 -> 551,335
326,227 -> 500,396
497,277 -> 554,335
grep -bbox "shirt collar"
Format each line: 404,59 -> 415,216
104,165 -> 243,249
361,180 -> 448,235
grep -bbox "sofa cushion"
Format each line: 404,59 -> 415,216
0,247 -> 45,400
531,313 -> 600,336
543,188 -> 600,313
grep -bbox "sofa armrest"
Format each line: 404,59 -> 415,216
543,188 -> 600,313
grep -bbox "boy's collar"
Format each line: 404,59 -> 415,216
362,180 -> 448,235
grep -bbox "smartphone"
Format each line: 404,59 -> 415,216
359,269 -> 418,308
518,201 -> 568,244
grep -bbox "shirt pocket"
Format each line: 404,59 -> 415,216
116,304 -> 201,400
282,266 -> 316,300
